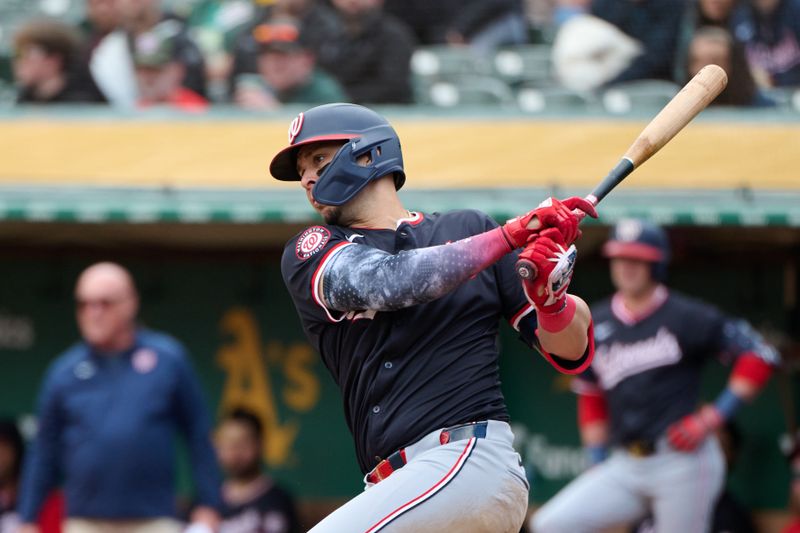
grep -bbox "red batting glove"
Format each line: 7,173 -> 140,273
666,405 -> 724,452
501,196 -> 598,250
519,233 -> 577,313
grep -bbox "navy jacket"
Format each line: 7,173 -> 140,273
19,329 -> 222,521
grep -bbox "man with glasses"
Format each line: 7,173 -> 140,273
18,262 -> 222,533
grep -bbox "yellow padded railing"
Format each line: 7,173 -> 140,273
0,119 -> 797,189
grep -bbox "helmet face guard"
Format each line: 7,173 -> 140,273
311,124 -> 404,206
269,103 -> 405,206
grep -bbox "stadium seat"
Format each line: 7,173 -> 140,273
492,44 -> 554,86
37,0 -> 80,19
411,46 -> 492,81
0,79 -> 15,105
760,87 -> 800,112
0,52 -> 11,84
422,76 -> 515,107
0,0 -> 42,58
516,84 -> 597,113
601,79 -> 681,114
790,90 -> 800,113
0,0 -> 34,16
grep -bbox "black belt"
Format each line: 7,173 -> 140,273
366,421 -> 488,484
623,439 -> 656,457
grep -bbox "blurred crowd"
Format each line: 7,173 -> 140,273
4,0 -> 800,110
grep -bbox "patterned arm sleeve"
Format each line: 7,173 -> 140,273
322,227 -> 511,312
692,297 -> 780,393
717,318 -> 781,367
718,318 -> 780,389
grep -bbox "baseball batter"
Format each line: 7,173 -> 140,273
532,219 -> 779,533
270,103 -> 597,532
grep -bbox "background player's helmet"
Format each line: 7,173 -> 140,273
269,103 -> 405,206
602,219 -> 671,281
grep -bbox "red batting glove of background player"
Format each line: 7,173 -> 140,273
519,233 -> 577,313
501,196 -> 598,250
666,404 -> 724,452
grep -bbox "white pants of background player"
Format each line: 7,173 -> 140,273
531,436 -> 725,533
309,420 -> 529,533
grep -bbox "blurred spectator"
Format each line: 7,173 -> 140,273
523,0 -> 557,29
72,0 -> 135,108
0,420 -> 23,533
673,0 -> 739,81
13,19 -> 106,104
552,14 -> 644,91
263,0 -> 342,52
228,0 -> 341,99
133,23 -> 210,111
315,0 -> 415,104
119,0 -> 208,96
684,26 -> 773,106
732,0 -> 800,88
522,0 -> 590,32
552,0 -> 592,26
381,0 -> 435,44
590,0 -> 686,84
234,19 -> 345,109
385,0 -> 528,52
78,0 -> 124,53
442,0 -> 528,54
17,262 -> 222,533
181,0 -> 255,101
216,408 -> 299,533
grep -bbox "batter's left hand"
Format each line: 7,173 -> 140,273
666,405 -> 723,452
519,234 -> 577,312
501,196 -> 597,250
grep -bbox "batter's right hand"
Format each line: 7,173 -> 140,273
519,234 -> 577,312
501,196 -> 597,250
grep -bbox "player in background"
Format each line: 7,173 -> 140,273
531,219 -> 779,533
215,408 -> 300,533
271,103 -> 598,532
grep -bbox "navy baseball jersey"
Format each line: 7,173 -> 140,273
282,209 -> 581,473
575,287 -> 772,445
220,478 -> 299,533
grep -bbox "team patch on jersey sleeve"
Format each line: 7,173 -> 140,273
296,226 -> 331,260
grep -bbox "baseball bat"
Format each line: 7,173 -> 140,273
516,64 -> 728,281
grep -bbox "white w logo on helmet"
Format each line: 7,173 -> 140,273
288,112 -> 304,143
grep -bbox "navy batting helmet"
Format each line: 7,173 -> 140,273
602,219 -> 671,281
269,103 -> 405,206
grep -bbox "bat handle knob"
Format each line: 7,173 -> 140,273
516,258 -> 538,281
